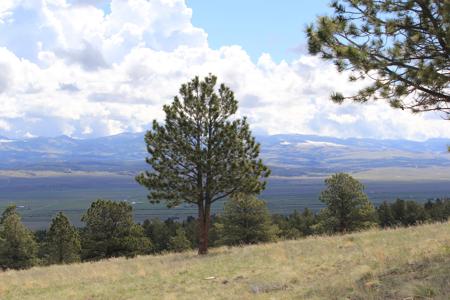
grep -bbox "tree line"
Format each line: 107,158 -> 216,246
1,173 -> 448,271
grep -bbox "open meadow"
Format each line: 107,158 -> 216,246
0,221 -> 448,299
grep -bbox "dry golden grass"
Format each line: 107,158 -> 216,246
0,222 -> 449,299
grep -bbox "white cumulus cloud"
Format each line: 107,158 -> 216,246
0,0 -> 448,141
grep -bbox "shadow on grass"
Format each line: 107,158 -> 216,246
353,253 -> 450,299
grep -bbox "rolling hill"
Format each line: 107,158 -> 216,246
0,222 -> 448,299
1,133 -> 449,177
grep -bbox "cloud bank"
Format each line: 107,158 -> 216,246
0,0 -> 449,140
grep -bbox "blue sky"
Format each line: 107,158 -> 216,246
187,0 -> 331,62
0,0 -> 448,140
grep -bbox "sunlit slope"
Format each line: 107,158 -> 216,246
0,222 -> 449,299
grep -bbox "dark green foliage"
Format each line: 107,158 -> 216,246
81,199 -> 152,260
307,0 -> 450,117
273,208 -> 317,239
289,208 -> 316,237
271,214 -> 296,239
376,198 -> 449,227
424,198 -> 450,222
1,205 -> 17,224
169,228 -> 192,252
34,229 -> 47,244
181,216 -> 198,248
403,199 -> 427,225
390,198 -> 427,225
319,173 -> 377,233
377,201 -> 396,227
0,207 -> 38,270
215,194 -> 278,246
143,218 -> 172,253
35,229 -> 49,261
143,216 -> 218,253
207,215 -> 222,247
136,74 -> 270,254
45,212 -> 81,264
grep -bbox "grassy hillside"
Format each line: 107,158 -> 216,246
0,222 -> 449,300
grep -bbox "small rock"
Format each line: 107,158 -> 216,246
250,283 -> 288,294
251,285 -> 261,294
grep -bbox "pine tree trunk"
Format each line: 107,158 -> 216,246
198,204 -> 210,255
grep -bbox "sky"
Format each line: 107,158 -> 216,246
187,0 -> 331,63
0,0 -> 449,140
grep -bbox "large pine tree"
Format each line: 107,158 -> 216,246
307,0 -> 449,117
137,74 -> 270,255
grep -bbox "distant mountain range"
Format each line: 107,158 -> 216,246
1,133 -> 449,177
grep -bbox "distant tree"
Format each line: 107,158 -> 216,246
137,74 -> 270,255
441,198 -> 450,219
390,198 -> 406,225
181,216 -> 198,248
424,198 -> 450,222
0,208 -> 38,270
377,201 -> 396,227
45,212 -> 81,264
34,229 -> 49,261
169,228 -> 192,252
375,198 -> 449,228
1,205 -> 17,224
391,198 -> 426,226
34,229 -> 47,244
81,200 -> 152,260
142,219 -> 172,253
319,173 -> 377,233
215,194 -> 278,246
307,0 -> 450,117
272,214 -> 298,239
290,208 -> 316,236
404,200 -> 427,224
274,209 -> 318,239
207,214 -> 222,247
